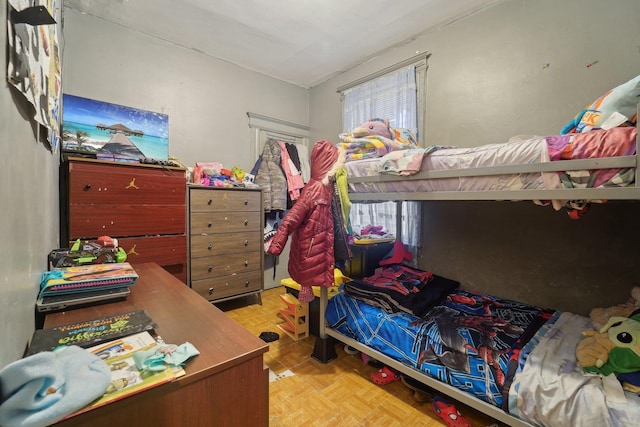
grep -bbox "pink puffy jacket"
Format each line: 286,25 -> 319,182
267,140 -> 345,303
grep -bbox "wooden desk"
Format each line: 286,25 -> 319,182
45,262 -> 269,427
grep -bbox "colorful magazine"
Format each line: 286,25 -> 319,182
39,262 -> 138,296
67,332 -> 179,417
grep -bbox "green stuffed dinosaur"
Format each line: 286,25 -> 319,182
576,313 -> 640,377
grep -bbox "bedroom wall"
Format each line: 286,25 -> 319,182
61,8 -> 309,174
309,0 -> 640,314
419,200 -> 640,315
310,0 -> 640,147
61,7 -> 310,290
1,5 -> 60,367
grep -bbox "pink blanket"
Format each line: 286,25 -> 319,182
545,126 -> 636,188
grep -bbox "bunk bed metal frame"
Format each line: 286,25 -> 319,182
314,110 -> 640,427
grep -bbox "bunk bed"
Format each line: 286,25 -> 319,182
313,107 -> 640,427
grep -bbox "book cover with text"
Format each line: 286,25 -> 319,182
27,310 -> 156,356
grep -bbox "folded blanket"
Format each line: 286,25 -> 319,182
344,269 -> 460,317
378,145 -> 452,176
545,126 -> 636,188
338,133 -> 419,162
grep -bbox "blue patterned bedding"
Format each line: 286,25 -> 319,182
326,288 -> 553,407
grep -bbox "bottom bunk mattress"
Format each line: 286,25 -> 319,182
508,311 -> 640,427
327,288 -> 640,426
325,287 -> 553,408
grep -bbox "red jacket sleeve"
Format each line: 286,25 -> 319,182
266,197 -> 310,256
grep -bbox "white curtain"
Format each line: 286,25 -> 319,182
342,65 -> 421,255
343,65 -> 418,139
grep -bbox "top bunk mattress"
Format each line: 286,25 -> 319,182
345,127 -> 638,203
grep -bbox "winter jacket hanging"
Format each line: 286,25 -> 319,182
254,139 -> 287,211
266,140 -> 346,303
277,141 -> 304,206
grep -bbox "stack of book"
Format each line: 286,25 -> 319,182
36,262 -> 138,313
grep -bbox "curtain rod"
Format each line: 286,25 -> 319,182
246,112 -> 310,131
336,52 -> 431,93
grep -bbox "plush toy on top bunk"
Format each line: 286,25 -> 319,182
338,118 -> 419,162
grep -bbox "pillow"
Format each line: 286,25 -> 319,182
561,74 -> 640,134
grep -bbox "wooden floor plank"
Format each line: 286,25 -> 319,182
217,287 -> 502,427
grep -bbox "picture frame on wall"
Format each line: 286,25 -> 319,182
61,94 -> 169,162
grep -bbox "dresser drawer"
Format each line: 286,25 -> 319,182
190,231 -> 261,257
117,235 -> 187,283
69,204 -> 185,239
69,161 -> 186,205
191,251 -> 261,280
191,270 -> 262,301
190,212 -> 260,234
118,235 -> 187,266
190,189 -> 261,212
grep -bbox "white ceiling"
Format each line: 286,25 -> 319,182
63,0 -> 501,88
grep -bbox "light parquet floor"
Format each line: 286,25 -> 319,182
217,287 -> 501,427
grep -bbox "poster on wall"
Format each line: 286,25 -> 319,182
61,94 -> 169,162
7,0 -> 61,150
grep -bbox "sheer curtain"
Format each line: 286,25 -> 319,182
342,65 -> 421,255
343,66 -> 418,138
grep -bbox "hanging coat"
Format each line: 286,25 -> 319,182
266,140 -> 346,303
254,139 -> 287,211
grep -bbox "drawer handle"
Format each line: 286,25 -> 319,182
244,240 -> 249,246
244,260 -> 248,267
244,219 -> 248,226
244,199 -> 248,205
208,243 -> 213,250
207,222 -> 213,228
207,199 -> 213,205
84,184 -> 91,190
208,287 -> 214,295
245,281 -> 250,287
207,266 -> 213,272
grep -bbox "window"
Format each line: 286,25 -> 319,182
339,54 -> 428,255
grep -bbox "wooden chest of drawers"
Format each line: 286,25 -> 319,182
61,158 -> 187,282
188,186 -> 264,302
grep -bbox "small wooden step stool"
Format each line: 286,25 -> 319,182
277,293 -> 309,341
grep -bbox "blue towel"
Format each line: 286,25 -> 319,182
0,345 -> 110,427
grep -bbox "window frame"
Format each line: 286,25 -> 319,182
337,53 -> 429,250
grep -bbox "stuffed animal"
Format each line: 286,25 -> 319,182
576,313 -> 640,376
576,330 -> 615,369
352,118 -> 393,140
590,286 -> 640,329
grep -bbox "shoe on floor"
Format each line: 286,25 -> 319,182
432,395 -> 471,427
370,366 -> 400,385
